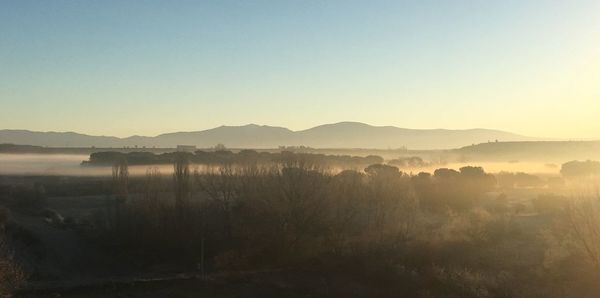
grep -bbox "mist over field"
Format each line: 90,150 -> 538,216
0,153 -> 571,177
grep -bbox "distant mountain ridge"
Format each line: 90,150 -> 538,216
0,122 -> 537,150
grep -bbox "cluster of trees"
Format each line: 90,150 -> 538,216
494,160 -> 600,189
560,160 -> 600,178
0,144 -> 47,153
412,166 -> 497,212
103,160 -> 416,268
387,156 -> 432,168
100,157 -> 503,273
496,172 -> 544,189
83,150 -> 385,170
99,156 -> 600,296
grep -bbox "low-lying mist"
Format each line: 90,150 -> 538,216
0,153 -> 567,177
0,154 -> 176,176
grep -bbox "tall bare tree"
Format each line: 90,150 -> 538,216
564,196 -> 600,269
112,158 -> 129,227
173,153 -> 191,220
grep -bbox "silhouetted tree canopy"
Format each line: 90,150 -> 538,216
84,150 -> 386,170
560,160 -> 600,178
364,164 -> 402,178
388,156 -> 430,168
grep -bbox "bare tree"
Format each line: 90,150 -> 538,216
173,153 -> 191,220
563,196 -> 600,269
364,164 -> 417,245
143,167 -> 163,206
276,164 -> 330,252
112,158 -> 129,227
112,158 -> 129,197
200,164 -> 237,212
141,167 -> 164,230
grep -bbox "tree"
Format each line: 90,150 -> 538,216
561,160 -> 600,178
365,163 -> 401,178
112,158 -> 129,198
173,153 -> 191,220
364,155 -> 384,165
214,143 -> 227,152
459,166 -> 497,193
559,197 -> 600,269
434,168 -> 460,179
112,158 -> 129,227
364,164 -> 416,243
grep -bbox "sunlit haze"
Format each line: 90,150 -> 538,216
4,2 -> 600,296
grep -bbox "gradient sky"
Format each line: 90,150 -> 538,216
1,0 -> 599,138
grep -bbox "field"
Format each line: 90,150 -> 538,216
0,150 -> 599,297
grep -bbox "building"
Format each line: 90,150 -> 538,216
176,145 -> 197,152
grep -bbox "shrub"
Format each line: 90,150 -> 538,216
0,234 -> 27,296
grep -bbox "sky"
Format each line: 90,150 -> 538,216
1,0 -> 599,138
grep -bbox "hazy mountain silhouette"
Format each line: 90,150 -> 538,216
0,122 -> 536,149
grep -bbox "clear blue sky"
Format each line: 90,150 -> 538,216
1,0 -> 599,138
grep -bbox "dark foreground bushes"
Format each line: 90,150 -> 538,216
90,159 -> 519,294
0,208 -> 27,296
87,156 -> 600,296
105,162 -> 419,269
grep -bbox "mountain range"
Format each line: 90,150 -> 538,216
0,122 -> 536,150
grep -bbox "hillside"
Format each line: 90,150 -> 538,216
0,122 -> 534,150
454,141 -> 600,162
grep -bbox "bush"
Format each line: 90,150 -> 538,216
0,234 -> 27,296
419,167 -> 496,212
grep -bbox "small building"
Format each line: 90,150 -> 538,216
177,145 -> 197,152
